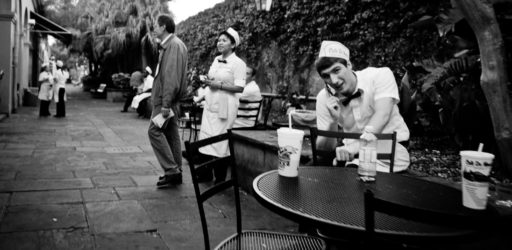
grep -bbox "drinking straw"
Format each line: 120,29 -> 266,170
288,110 -> 293,129
477,143 -> 484,152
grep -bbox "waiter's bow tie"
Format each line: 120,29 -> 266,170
341,90 -> 362,106
217,59 -> 227,64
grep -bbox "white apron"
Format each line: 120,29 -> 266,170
198,66 -> 239,157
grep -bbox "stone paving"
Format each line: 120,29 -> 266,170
0,85 -> 297,249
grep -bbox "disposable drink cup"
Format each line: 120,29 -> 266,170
277,128 -> 304,177
460,151 -> 494,210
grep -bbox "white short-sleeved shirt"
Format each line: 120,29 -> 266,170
142,75 -> 154,92
233,81 -> 262,128
316,67 -> 410,172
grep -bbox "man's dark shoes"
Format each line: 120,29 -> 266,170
157,173 -> 182,188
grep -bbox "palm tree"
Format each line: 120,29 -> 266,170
68,0 -> 172,82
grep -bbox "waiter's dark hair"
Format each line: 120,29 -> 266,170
315,57 -> 348,75
157,15 -> 175,34
248,66 -> 257,77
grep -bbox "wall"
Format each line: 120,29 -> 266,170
0,2 -> 14,114
0,0 -> 36,116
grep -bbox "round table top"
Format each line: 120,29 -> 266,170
253,167 -> 496,238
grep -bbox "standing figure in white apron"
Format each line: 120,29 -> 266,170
54,60 -> 67,118
38,63 -> 54,117
197,27 -> 246,183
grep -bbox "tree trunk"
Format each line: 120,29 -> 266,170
453,0 -> 512,174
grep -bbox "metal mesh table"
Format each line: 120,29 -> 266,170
253,167 -> 494,240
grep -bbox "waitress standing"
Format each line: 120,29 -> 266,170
197,27 -> 246,183
38,63 -> 54,117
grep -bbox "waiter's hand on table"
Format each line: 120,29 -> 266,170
335,146 -> 355,162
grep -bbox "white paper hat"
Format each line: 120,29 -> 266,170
318,41 -> 350,61
225,27 -> 240,47
145,66 -> 152,75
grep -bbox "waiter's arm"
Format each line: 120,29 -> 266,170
366,97 -> 393,133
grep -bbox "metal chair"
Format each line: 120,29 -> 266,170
236,98 -> 263,128
180,103 -> 203,142
309,127 -> 397,173
184,131 -> 327,250
363,189 -> 493,248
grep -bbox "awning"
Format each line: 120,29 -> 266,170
30,11 -> 72,45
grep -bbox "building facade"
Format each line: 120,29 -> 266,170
0,0 -> 70,117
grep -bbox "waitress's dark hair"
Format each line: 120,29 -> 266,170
157,15 -> 175,34
218,31 -> 236,52
315,57 -> 348,75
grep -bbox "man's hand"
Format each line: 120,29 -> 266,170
360,125 -> 377,142
161,107 -> 171,118
326,96 -> 340,118
335,146 -> 354,162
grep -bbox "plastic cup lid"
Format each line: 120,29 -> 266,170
277,127 -> 304,135
460,150 -> 494,160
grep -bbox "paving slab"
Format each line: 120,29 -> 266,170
0,171 -> 16,180
56,141 -> 81,147
0,232 -> 39,249
11,190 -> 82,205
131,175 -> 161,186
16,170 -> 74,180
157,218 -> 234,250
75,168 -> 156,178
39,229 -> 94,250
94,232 -> 167,250
0,204 -> 87,232
91,175 -> 135,188
76,147 -> 106,153
0,193 -> 9,215
140,197 -> 223,223
82,188 -> 119,202
4,143 -> 37,149
116,185 -> 195,200
86,200 -> 155,233
0,179 -> 93,192
0,148 -> 34,157
104,146 -> 143,154
80,140 -> 110,147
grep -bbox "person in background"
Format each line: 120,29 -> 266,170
233,66 -> 261,128
315,41 -> 410,172
122,70 -> 143,113
131,66 -> 154,117
62,66 -> 70,84
148,14 -> 188,188
53,60 -> 67,118
38,63 -> 54,117
196,27 -> 246,183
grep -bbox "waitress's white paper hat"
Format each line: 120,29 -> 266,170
318,41 -> 350,61
225,27 -> 240,47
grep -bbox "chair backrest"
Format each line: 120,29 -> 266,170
363,190 -> 485,245
184,131 -> 242,250
236,98 -> 263,127
309,127 -> 397,172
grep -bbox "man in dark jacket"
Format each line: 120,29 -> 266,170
148,14 -> 188,188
